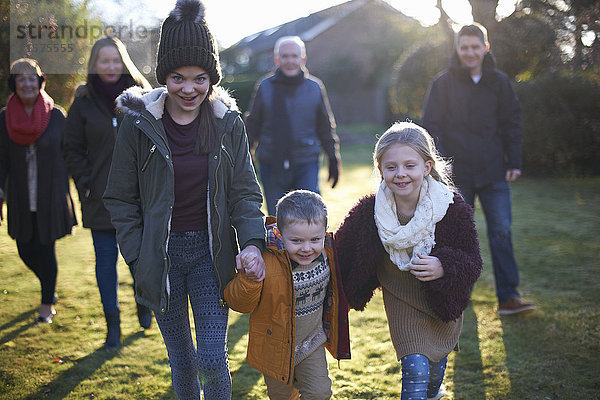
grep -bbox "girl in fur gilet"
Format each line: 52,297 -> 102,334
335,122 -> 482,399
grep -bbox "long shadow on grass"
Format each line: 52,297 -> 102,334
155,363 -> 264,400
0,308 -> 37,345
498,316 -> 528,398
232,362 -> 263,398
499,313 -> 550,398
453,303 -> 486,399
228,313 -> 250,349
158,386 -> 176,399
228,314 -> 263,397
23,331 -> 145,400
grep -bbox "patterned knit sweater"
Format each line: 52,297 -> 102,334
293,255 -> 330,364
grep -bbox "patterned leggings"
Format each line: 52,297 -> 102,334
155,231 -> 231,400
400,354 -> 447,400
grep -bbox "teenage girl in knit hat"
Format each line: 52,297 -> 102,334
334,122 -> 482,399
103,0 -> 266,398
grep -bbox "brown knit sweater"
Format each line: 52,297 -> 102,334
378,256 -> 461,362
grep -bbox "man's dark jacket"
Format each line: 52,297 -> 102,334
245,70 -> 338,167
422,52 -> 522,189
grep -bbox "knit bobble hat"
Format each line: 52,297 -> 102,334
156,0 -> 221,85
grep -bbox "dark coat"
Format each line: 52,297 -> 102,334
334,193 -> 482,322
63,84 -> 122,230
103,86 -> 266,313
245,71 -> 338,167
0,106 -> 77,244
422,53 -> 522,189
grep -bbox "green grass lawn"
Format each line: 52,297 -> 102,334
1,142 -> 599,399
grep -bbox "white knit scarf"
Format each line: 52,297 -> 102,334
374,175 -> 454,271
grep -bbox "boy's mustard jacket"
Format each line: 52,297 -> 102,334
224,222 -> 351,385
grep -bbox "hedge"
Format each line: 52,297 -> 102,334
516,72 -> 600,177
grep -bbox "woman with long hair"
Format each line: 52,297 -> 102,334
63,36 -> 152,349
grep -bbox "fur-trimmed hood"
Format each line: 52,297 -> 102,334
116,85 -> 238,120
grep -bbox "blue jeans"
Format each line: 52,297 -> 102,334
259,162 -> 320,216
401,354 -> 447,399
459,180 -> 520,304
91,229 -> 129,311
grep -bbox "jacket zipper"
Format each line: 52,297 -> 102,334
112,117 -> 118,139
286,252 -> 295,385
221,144 -> 234,167
213,132 -> 228,306
140,115 -> 173,312
141,144 -> 156,172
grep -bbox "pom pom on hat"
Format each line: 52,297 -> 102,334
169,0 -> 205,23
156,0 -> 221,85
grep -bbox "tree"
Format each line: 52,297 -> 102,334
559,0 -> 600,72
3,0 -> 101,107
470,0 -> 499,31
492,14 -> 560,79
389,1 -> 555,119
389,0 -> 600,177
486,0 -> 599,73
95,0 -> 161,87
1,0 -> 12,107
389,41 -> 449,120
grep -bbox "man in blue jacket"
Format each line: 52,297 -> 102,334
422,23 -> 536,316
245,36 -> 341,216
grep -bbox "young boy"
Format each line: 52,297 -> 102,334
225,190 -> 350,399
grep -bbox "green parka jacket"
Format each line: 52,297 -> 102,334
103,86 -> 265,313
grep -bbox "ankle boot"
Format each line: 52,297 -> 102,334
104,308 -> 121,349
136,302 -> 153,329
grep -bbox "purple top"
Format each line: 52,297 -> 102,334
162,109 -> 208,232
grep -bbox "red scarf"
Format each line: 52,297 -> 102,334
5,90 -> 54,145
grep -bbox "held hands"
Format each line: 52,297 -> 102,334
408,253 -> 444,282
328,156 -> 341,188
506,169 -> 521,182
235,245 -> 266,282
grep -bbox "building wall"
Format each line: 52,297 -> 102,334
305,2 -> 412,125
221,0 -> 424,126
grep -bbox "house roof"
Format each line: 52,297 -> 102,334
223,0 -> 401,54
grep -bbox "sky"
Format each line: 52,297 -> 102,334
92,0 -> 518,48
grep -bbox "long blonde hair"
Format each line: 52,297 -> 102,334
373,121 -> 455,190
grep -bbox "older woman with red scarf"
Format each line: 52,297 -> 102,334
0,58 -> 77,323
